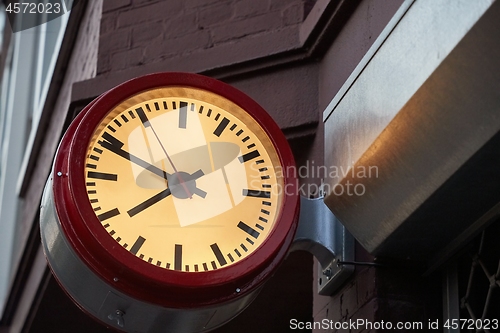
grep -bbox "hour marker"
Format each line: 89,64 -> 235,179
243,189 -> 271,198
120,114 -> 129,123
230,124 -> 236,131
97,208 -> 120,221
87,171 -> 118,181
239,150 -> 260,163
179,101 -> 188,129
214,113 -> 220,121
256,224 -> 264,230
107,125 -> 116,132
86,163 -> 97,169
203,263 -> 208,271
236,129 -> 243,136
90,154 -> 100,161
128,110 -> 136,119
136,107 -> 151,127
240,244 -> 248,252
210,243 -> 227,267
92,147 -> 103,154
130,236 -> 146,255
238,221 -> 260,239
211,261 -> 217,270
154,102 -> 160,111
102,132 -> 124,148
174,244 -> 182,271
113,119 -> 122,127
213,117 -> 230,137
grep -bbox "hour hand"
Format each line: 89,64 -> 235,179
99,132 -> 170,181
127,188 -> 171,217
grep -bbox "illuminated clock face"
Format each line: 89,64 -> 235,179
84,87 -> 284,272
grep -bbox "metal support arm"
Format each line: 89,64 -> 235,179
291,196 -> 355,295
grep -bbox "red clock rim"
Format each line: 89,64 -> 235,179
52,72 -> 299,308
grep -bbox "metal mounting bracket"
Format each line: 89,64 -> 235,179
291,196 -> 355,295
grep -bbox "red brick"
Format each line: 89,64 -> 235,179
99,29 -> 130,53
234,0 -> 269,18
163,11 -> 198,39
198,3 -> 234,28
97,54 -> 111,74
185,0 -> 228,10
111,47 -> 144,71
117,1 -> 183,28
132,0 -> 162,6
103,0 -> 131,13
339,280 -> 357,319
349,298 -> 377,333
131,20 -> 163,47
270,0 -> 303,11
100,13 -> 117,34
211,12 -> 283,44
143,30 -> 211,63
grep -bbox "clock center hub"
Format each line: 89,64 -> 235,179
168,171 -> 199,199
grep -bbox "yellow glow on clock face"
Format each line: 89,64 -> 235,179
84,87 -> 284,272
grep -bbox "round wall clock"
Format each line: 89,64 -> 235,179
40,72 -> 299,332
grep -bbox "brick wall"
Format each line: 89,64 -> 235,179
98,0 -> 307,75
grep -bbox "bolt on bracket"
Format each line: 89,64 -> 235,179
291,196 -> 355,295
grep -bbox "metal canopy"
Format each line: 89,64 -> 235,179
323,0 -> 500,265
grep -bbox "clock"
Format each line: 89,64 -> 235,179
40,72 -> 299,332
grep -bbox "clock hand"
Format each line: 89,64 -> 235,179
99,138 -> 170,181
127,188 -> 171,217
169,169 -> 207,198
136,108 -> 193,199
127,169 -> 206,217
